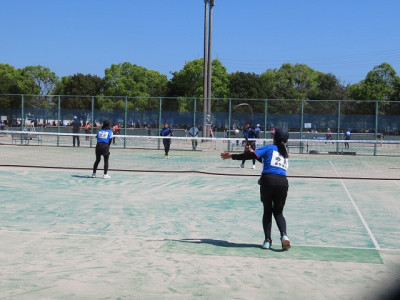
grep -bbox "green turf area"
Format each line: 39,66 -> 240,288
160,240 -> 383,264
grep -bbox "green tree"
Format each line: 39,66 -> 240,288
23,65 -> 59,95
309,73 -> 347,100
168,59 -> 230,112
260,63 -> 320,114
104,62 -> 168,111
52,73 -> 106,119
229,72 -> 267,99
348,63 -> 399,101
0,63 -> 40,108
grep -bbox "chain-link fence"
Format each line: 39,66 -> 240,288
1,95 -> 399,141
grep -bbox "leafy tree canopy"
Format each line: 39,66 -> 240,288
22,65 -> 59,95
104,62 -> 168,98
348,63 -> 400,101
168,59 -> 230,99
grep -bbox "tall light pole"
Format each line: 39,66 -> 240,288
202,0 -> 209,137
202,0 -> 215,137
207,0 -> 214,129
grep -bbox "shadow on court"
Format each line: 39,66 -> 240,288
172,238 -> 286,252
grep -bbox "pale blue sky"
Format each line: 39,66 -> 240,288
1,0 -> 399,84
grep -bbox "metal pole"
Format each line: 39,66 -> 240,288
374,101 -> 378,156
124,96 -> 128,149
202,0 -> 209,138
228,98 -> 231,150
158,97 -> 162,150
90,96 -> 94,148
300,100 -> 304,154
337,100 -> 341,153
57,95 -> 60,147
193,98 -> 197,128
20,95 -> 24,144
206,0 -> 214,137
264,99 -> 268,143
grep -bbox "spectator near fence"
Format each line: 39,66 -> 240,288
188,125 -> 199,150
85,122 -> 91,141
71,116 -> 81,147
112,123 -> 120,144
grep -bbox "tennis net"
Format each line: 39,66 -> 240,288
1,130 -> 400,180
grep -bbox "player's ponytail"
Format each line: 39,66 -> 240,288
273,128 -> 289,158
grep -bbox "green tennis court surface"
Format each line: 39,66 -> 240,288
1,145 -> 399,299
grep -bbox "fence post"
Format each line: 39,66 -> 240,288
124,96 -> 128,149
374,101 -> 379,156
193,98 -> 197,129
158,97 -> 162,150
228,98 -> 232,151
300,100 -> 304,153
336,100 -> 341,153
20,95 -> 24,143
57,95 -> 60,147
264,99 -> 268,145
90,96 -> 94,148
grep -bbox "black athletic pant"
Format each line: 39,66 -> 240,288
259,173 -> 289,241
73,135 -> 80,147
93,154 -> 109,174
242,142 -> 256,165
163,139 -> 171,155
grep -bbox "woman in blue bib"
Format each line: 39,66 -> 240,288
92,120 -> 114,179
221,128 -> 291,250
160,122 -> 173,158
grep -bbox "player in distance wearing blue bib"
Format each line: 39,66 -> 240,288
92,120 -> 114,179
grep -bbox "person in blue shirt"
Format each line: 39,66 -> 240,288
221,128 -> 291,251
92,120 -> 114,179
160,122 -> 173,158
240,122 -> 257,169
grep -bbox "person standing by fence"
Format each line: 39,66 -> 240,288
85,122 -> 91,141
71,116 -> 81,147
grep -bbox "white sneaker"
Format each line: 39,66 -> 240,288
103,174 -> 111,179
281,235 -> 291,250
262,239 -> 272,249
239,163 -> 244,168
252,165 -> 256,169
91,173 -> 96,178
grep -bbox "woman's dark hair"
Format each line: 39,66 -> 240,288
273,128 -> 289,158
102,120 -> 111,130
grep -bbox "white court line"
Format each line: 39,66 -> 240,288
329,160 -> 381,250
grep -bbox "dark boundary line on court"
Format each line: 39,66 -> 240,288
1,164 -> 400,181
